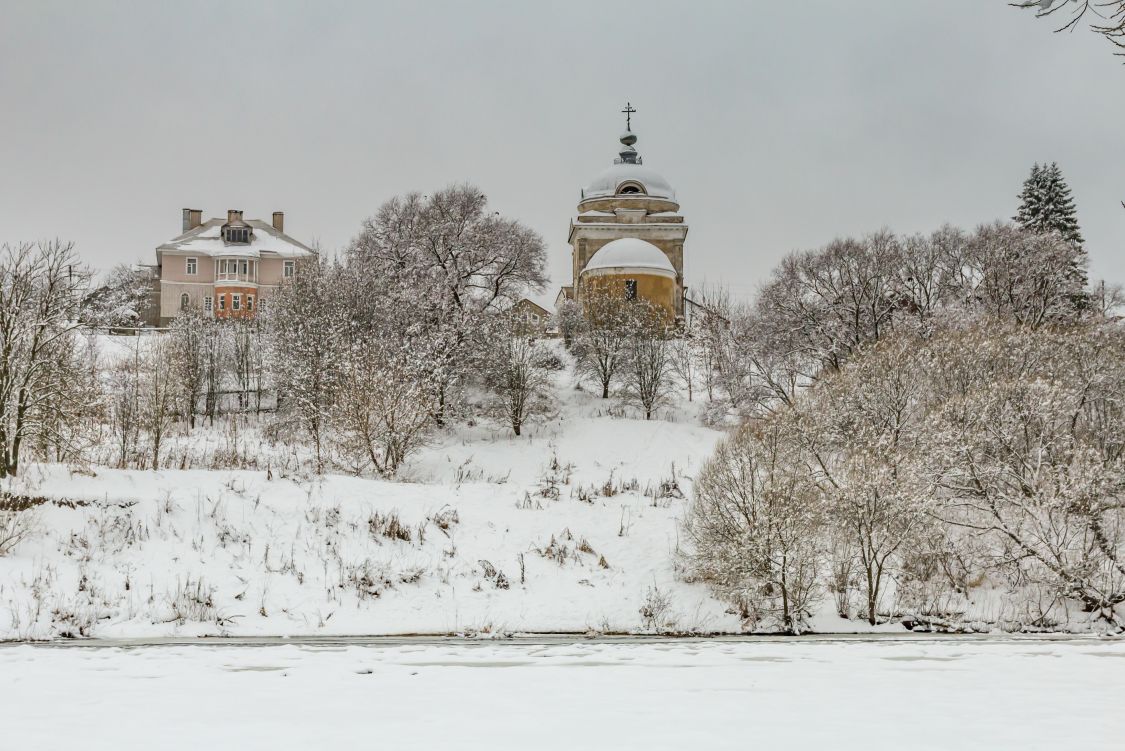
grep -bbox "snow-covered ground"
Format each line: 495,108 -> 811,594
0,367 -> 738,639
1,339 -> 1116,638
3,637 -> 1121,750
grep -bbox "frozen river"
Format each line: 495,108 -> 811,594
3,636 -> 1121,750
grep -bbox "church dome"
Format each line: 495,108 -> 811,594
581,163 -> 676,201
583,238 -> 676,277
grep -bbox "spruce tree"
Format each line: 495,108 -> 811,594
1015,161 -> 1089,302
1014,162 -> 1084,248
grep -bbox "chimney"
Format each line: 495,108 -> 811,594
227,209 -> 243,224
272,211 -> 284,233
182,208 -> 203,232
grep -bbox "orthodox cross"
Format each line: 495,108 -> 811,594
621,101 -> 636,130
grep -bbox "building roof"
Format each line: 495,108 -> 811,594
580,127 -> 676,202
581,162 -> 676,202
584,238 -> 675,275
512,297 -> 552,317
157,218 -> 314,259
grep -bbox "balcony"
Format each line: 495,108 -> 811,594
215,258 -> 258,285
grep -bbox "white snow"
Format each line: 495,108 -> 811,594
158,218 -> 314,259
582,162 -> 677,201
2,637 -> 1121,750
583,237 -> 677,275
0,377 -> 736,639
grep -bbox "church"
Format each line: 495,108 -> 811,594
556,105 -> 688,320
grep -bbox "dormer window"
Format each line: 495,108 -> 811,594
620,186 -> 641,194
224,226 -> 251,244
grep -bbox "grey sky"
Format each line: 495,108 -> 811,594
1,0 -> 1122,304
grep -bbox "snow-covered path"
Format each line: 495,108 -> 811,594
3,637 -> 1121,749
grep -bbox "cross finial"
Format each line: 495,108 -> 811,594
621,101 -> 637,131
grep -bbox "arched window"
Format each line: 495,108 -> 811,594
180,293 -> 190,310
616,181 -> 646,195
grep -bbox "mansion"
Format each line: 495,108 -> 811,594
153,209 -> 314,326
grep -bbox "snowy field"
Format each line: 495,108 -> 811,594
0,375 -> 737,639
2,637 -> 1121,750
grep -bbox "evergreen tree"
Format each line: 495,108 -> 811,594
1014,162 -> 1084,247
1014,162 -> 1087,297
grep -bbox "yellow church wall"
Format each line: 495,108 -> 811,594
570,232 -> 686,317
580,273 -> 677,320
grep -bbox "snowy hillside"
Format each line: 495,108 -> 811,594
0,370 -> 739,639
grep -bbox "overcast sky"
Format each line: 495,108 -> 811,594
1,0 -> 1122,303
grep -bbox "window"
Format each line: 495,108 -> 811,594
218,294 -> 226,311
246,295 -> 254,312
620,186 -> 641,194
232,294 -> 241,311
180,293 -> 190,310
625,279 -> 638,301
224,227 -> 250,244
283,260 -> 295,278
186,257 -> 197,275
240,260 -> 248,275
204,296 -> 213,314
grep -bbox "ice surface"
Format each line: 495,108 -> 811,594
1,637 -> 1120,750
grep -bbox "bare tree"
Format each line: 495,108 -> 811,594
332,337 -> 438,476
555,299 -> 584,349
0,241 -> 91,477
347,184 -> 547,424
168,309 -> 206,427
201,316 -> 226,425
622,302 -> 674,420
141,337 -> 178,471
669,324 -> 699,403
229,318 -> 261,412
802,335 -> 936,626
110,340 -> 143,468
959,222 -> 1086,328
264,256 -> 341,473
575,290 -> 634,399
924,323 -> 1125,626
1014,0 -> 1125,57
487,321 -> 554,436
685,419 -> 825,633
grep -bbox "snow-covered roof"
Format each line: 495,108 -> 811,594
584,238 -> 675,276
582,163 -> 676,201
157,218 -> 314,259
